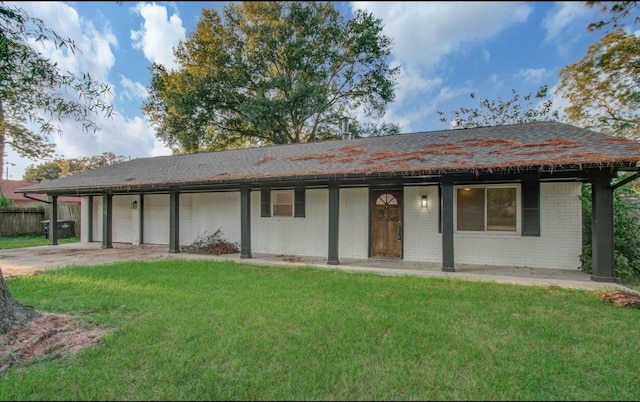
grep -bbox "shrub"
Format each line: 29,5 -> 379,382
0,189 -> 14,207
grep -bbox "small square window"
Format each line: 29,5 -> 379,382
272,190 -> 294,217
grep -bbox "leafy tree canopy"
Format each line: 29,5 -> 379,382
556,29 -> 640,139
143,1 -> 400,154
0,2 -> 113,180
22,152 -> 126,182
436,85 -> 561,129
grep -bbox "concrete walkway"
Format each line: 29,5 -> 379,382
0,242 -> 633,292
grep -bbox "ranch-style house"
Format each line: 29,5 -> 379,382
17,121 -> 640,282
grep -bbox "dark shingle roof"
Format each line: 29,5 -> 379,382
17,121 -> 640,195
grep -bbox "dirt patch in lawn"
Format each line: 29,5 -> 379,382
0,312 -> 111,373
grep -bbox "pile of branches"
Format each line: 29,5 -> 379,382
180,229 -> 239,255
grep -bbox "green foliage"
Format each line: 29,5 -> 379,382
0,234 -> 78,249
0,189 -> 13,207
557,29 -> 640,139
437,85 -> 561,128
586,1 -> 640,31
144,1 -> 400,153
22,152 -> 126,182
580,182 -> 640,280
0,2 -> 113,177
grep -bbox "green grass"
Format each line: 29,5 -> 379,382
1,259 -> 639,400
0,235 -> 79,249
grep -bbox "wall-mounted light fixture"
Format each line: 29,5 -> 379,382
421,195 -> 428,208
131,200 -> 138,209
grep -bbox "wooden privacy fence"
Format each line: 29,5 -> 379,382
0,203 -> 81,237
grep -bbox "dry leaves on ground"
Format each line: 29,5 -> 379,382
596,289 -> 640,309
0,312 -> 111,373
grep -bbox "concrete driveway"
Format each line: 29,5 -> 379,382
0,243 -> 169,278
0,242 -> 633,292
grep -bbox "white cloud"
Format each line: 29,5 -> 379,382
542,2 -> 596,42
52,113 -> 170,163
11,1 -> 117,84
541,2 -> 604,57
6,112 -> 171,180
352,2 -> 532,70
516,68 -> 548,84
130,2 -> 186,71
350,2 -> 532,132
120,75 -> 149,100
3,2 -> 171,180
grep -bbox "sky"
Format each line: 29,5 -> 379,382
3,1 -> 620,180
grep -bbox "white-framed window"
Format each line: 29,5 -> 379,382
455,184 -> 519,233
272,190 -> 294,217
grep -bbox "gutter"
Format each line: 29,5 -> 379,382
22,193 -> 51,204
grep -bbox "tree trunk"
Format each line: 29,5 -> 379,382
0,102 -> 5,185
0,266 -> 40,334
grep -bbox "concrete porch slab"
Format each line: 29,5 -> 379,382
0,242 -> 632,292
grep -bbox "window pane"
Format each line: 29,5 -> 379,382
274,205 -> 293,216
487,188 -> 516,231
274,192 -> 293,204
376,193 -> 398,205
273,191 -> 294,216
457,188 -> 484,231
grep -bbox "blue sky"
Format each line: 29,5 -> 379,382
4,1 -> 617,179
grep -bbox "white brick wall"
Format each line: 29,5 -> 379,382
91,196 -> 103,242
143,194 -> 169,244
339,187 -> 369,258
190,192 -> 241,246
80,197 -> 90,242
112,195 -> 136,243
403,186 -> 441,263
454,182 -> 582,269
252,188 -> 328,257
178,194 -> 193,246
80,181 -> 583,270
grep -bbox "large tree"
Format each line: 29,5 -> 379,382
556,29 -> 640,139
0,2 -> 113,334
143,1 -> 399,153
23,152 -> 126,182
0,2 -> 113,184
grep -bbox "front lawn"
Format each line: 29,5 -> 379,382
0,235 -> 79,249
1,260 -> 638,400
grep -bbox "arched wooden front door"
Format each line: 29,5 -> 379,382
370,190 -> 402,258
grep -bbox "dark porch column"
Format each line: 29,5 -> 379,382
139,195 -> 144,245
49,195 -> 58,246
169,190 -> 180,253
240,186 -> 252,258
591,173 -> 616,282
441,181 -> 455,272
327,183 -> 340,265
86,196 -> 93,242
102,193 -> 112,249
